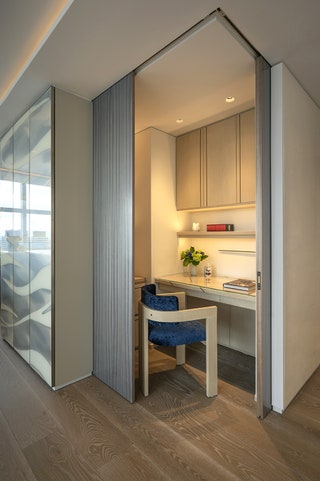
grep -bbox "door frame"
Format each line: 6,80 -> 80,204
105,9 -> 272,411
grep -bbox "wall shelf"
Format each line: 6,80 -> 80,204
177,231 -> 256,238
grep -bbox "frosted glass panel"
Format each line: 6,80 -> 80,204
13,111 -> 30,363
0,129 -> 14,345
0,88 -> 52,385
29,89 -> 52,384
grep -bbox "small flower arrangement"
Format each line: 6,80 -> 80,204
180,246 -> 208,266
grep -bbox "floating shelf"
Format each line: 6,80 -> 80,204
177,231 -> 256,238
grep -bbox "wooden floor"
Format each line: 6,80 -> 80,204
1,339 -> 320,481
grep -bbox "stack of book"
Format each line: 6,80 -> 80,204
223,278 -> 256,293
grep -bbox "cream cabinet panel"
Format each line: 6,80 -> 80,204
54,88 -> 93,388
229,306 -> 255,356
176,129 -> 201,210
240,109 -> 256,203
206,115 -> 238,207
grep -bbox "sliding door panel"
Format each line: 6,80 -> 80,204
93,74 -> 135,402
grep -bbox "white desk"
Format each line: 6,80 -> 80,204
155,274 -> 256,311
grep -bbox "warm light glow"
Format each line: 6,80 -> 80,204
225,96 -> 235,103
182,203 -> 256,213
0,1 -> 74,105
176,118 -> 184,124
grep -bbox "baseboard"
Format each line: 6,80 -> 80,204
52,372 -> 92,390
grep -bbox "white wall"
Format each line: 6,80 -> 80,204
135,128 -> 189,281
180,208 -> 256,279
135,130 -> 151,280
271,63 -> 320,412
150,128 -> 189,277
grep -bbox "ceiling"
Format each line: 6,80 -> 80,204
1,0 -> 320,136
135,15 -> 255,135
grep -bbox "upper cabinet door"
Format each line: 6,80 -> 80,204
176,129 -> 201,210
240,109 -> 256,203
206,115 -> 238,207
175,109 -> 256,211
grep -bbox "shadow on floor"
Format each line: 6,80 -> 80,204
156,342 -> 255,394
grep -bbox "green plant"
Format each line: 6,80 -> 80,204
180,246 -> 208,266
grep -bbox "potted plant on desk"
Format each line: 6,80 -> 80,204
180,246 -> 208,276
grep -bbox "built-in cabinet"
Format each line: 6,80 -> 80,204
176,129 -> 201,210
239,109 -> 256,203
0,87 -> 93,389
206,115 -> 238,207
176,109 -> 255,210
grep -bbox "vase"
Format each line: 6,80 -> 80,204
189,264 -> 198,276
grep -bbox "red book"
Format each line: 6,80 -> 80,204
206,224 -> 234,232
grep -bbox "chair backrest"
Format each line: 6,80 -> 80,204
141,284 -> 179,311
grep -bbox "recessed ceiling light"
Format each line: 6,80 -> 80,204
225,96 -> 235,103
176,118 -> 184,124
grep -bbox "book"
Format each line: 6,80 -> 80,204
207,224 -> 234,232
223,278 -> 256,291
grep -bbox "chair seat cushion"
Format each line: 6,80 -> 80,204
148,320 -> 206,346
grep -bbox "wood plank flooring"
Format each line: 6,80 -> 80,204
1,337 -> 320,481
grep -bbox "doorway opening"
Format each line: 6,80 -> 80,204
134,9 -> 271,417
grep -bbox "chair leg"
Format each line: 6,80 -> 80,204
206,315 -> 218,397
141,336 -> 149,396
139,307 -> 149,396
176,344 -> 186,365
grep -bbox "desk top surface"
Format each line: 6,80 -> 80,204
155,273 -> 256,300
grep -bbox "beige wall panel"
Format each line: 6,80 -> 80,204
54,88 -> 93,387
272,64 -> 320,411
229,306 -> 255,356
282,66 -> 320,407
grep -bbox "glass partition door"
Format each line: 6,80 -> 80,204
0,128 -> 14,346
0,88 -> 52,384
29,90 -> 52,383
13,110 -> 30,364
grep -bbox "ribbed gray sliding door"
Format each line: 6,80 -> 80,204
93,74 -> 134,402
255,56 -> 271,418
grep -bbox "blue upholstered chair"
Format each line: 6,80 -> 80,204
139,284 -> 217,397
